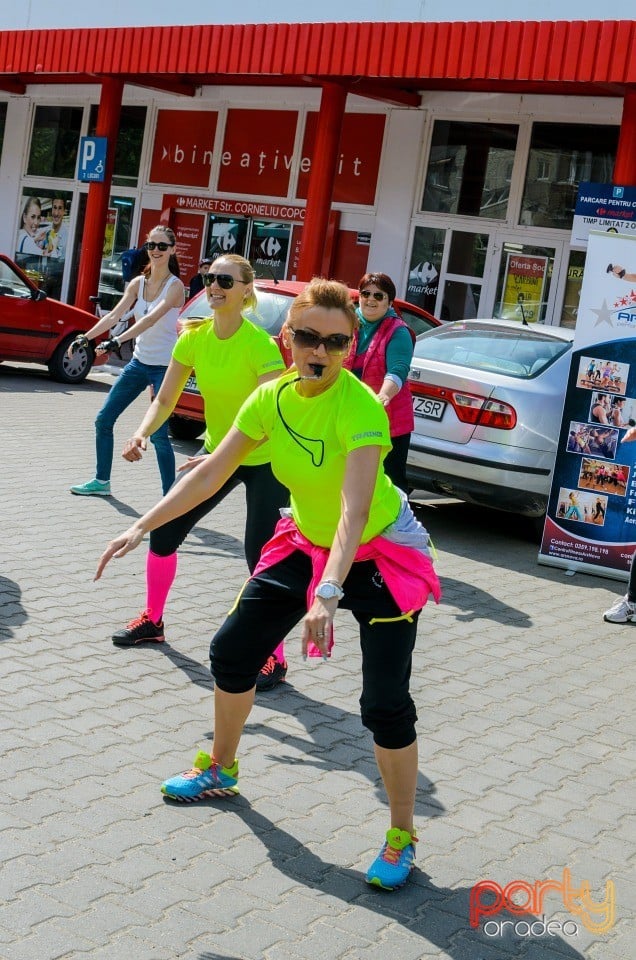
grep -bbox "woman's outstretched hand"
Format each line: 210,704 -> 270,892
94,524 -> 145,581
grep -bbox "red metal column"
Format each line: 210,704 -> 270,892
74,78 -> 124,312
296,82 -> 347,281
614,92 -> 636,186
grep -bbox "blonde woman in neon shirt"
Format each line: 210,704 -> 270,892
96,279 -> 440,892
109,254 -> 287,650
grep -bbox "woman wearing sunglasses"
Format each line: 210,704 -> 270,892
96,278 -> 440,892
263,272 -> 416,688
69,225 -> 185,498
352,272 -> 416,493
108,253 -> 287,650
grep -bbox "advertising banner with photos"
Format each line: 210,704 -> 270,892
539,232 -> 636,579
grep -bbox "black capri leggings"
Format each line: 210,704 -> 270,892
211,550 -> 420,750
149,455 -> 288,572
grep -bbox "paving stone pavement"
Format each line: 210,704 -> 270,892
0,362 -> 633,960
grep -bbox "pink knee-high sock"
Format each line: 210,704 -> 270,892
146,550 -> 178,623
272,641 -> 286,663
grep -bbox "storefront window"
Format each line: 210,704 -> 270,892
520,123 -> 618,230
89,105 -> 147,187
98,196 -> 136,310
27,106 -> 83,179
422,121 -> 518,220
560,250 -> 585,329
15,187 -> 73,300
493,242 -> 556,324
405,226 -> 444,313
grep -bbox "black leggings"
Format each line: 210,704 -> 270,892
384,432 -> 411,494
150,458 -> 288,573
210,550 -> 420,749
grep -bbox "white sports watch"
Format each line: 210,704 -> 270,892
315,580 -> 344,601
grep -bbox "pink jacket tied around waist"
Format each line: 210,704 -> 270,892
252,514 -> 442,656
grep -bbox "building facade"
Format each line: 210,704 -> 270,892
0,20 -> 635,327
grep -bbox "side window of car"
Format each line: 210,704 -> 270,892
0,262 -> 31,299
398,307 -> 436,338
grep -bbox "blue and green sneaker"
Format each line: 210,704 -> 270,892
365,827 -> 418,890
70,478 -> 111,497
161,751 -> 239,802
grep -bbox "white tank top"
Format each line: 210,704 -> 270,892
133,274 -> 182,366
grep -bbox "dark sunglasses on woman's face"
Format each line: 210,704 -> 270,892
203,273 -> 246,290
360,290 -> 386,301
144,241 -> 173,251
289,327 -> 352,355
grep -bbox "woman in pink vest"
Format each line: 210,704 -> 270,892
349,272 -> 416,493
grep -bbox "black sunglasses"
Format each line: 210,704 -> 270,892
289,327 -> 352,355
203,273 -> 247,290
144,241 -> 173,251
360,290 -> 386,301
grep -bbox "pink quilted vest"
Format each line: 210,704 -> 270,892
347,315 -> 415,437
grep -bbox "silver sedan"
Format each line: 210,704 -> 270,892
406,319 -> 574,519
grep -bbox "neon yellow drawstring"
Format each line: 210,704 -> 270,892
369,609 -> 416,625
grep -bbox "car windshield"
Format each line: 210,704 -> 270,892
179,289 -> 292,335
413,325 -> 571,379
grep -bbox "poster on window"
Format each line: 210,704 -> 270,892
538,231 -> 636,579
501,253 -> 547,323
15,190 -> 72,300
103,208 -> 118,259
405,226 -> 444,315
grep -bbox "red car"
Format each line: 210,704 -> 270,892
169,278 -> 440,440
0,254 -> 107,383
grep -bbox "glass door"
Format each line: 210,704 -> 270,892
484,235 -> 566,325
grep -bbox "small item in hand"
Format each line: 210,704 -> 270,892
71,335 -> 89,354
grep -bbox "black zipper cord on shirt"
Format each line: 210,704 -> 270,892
275,378 -> 325,468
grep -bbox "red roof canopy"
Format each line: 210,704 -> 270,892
0,20 -> 634,102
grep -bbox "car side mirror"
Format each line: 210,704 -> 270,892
34,288 -> 47,302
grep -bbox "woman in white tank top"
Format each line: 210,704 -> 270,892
68,225 -> 185,498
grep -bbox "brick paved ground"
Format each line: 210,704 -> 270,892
0,362 -> 633,960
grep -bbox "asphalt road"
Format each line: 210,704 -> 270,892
0,360 -> 633,960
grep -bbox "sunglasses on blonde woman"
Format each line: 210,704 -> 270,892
289,328 -> 352,355
203,273 -> 247,290
360,290 -> 386,301
144,241 -> 173,251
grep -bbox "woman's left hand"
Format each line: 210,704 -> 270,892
94,524 -> 145,581
301,597 -> 338,659
177,455 -> 208,473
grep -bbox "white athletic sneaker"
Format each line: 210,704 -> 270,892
603,594 -> 636,623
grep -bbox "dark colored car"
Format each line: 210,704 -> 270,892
168,278 -> 440,440
0,254 -> 107,383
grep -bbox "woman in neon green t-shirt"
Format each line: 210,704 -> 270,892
109,253 -> 287,650
96,279 -> 440,893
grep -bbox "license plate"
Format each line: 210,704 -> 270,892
183,375 -> 199,394
412,396 -> 446,420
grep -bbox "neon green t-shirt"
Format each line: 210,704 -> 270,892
172,318 -> 285,466
235,368 -> 401,546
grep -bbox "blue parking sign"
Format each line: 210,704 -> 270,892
78,137 -> 107,182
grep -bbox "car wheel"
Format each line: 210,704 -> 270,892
169,414 -> 204,441
48,335 -> 94,384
